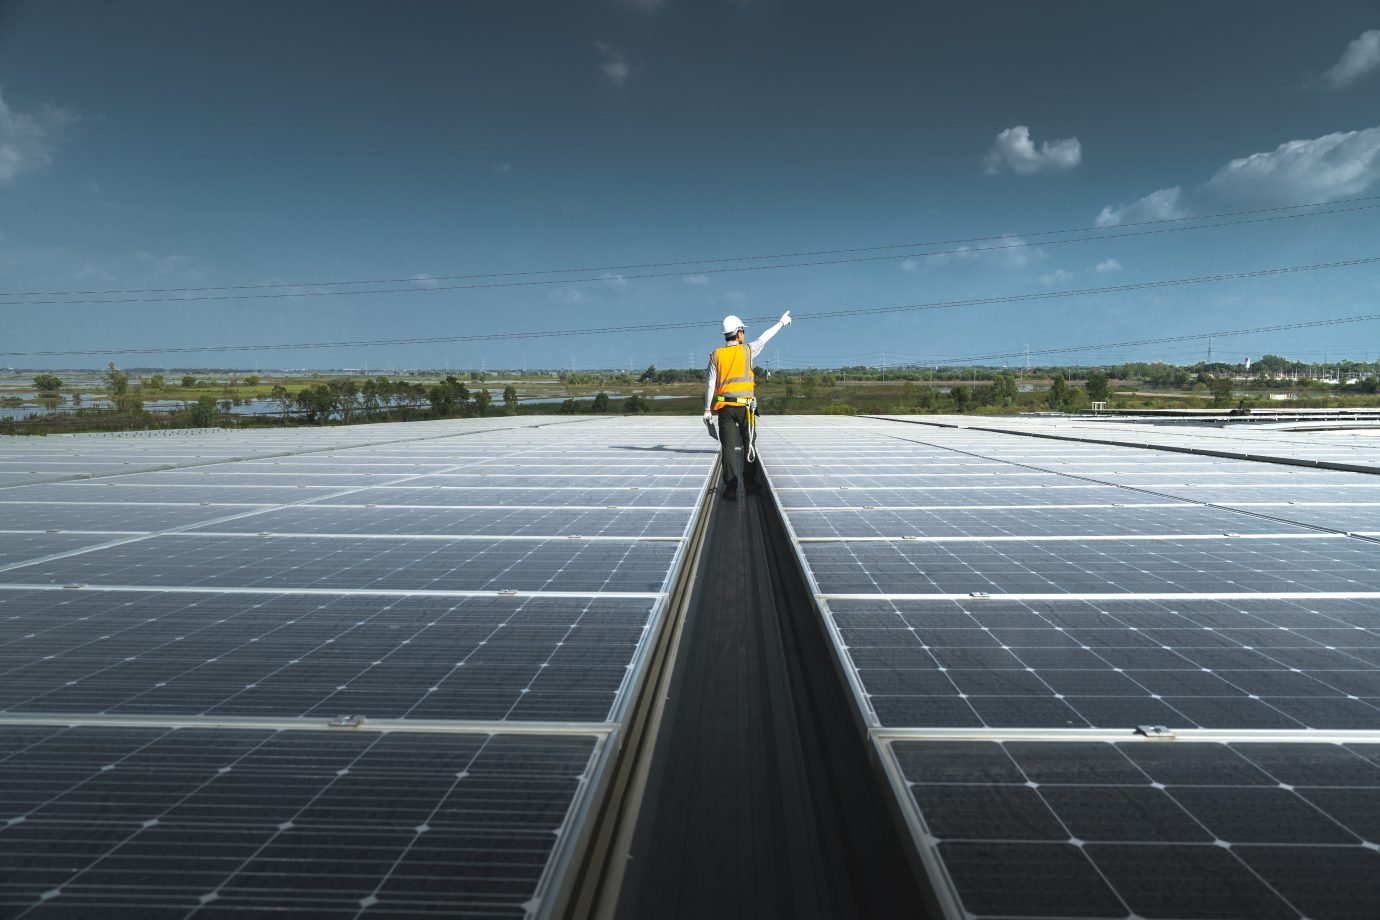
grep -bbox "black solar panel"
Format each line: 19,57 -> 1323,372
0,589 -> 656,722
833,597 -> 1380,730
887,738 -> 1380,920
801,536 -> 1380,595
765,417 -> 1380,919
0,418 -> 716,918
0,725 -> 600,919
9,534 -> 679,593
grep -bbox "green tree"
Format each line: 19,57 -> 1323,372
474,389 -> 492,416
559,398 -> 578,414
187,395 -> 219,427
592,391 -> 610,412
181,375 -> 198,388
1084,371 -> 1110,403
1047,373 -> 1068,410
1208,375 -> 1234,403
986,373 -> 1016,407
623,394 -> 650,414
104,362 -> 143,413
951,385 -> 971,412
33,374 -> 62,393
502,384 -> 518,414
244,374 -> 261,387
328,379 -> 359,422
147,374 -> 165,390
270,385 -> 292,421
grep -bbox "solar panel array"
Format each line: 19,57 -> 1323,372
909,413 -> 1380,473
762,416 -> 1380,920
0,417 -> 715,918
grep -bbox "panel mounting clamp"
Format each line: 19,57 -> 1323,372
328,715 -> 366,729
1134,725 -> 1176,740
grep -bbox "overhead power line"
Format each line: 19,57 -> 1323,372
3,195 -> 1379,305
5,253 -> 1378,358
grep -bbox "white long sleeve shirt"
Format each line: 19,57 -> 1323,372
704,319 -> 786,412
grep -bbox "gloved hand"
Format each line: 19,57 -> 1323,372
779,310 -> 792,326
703,411 -> 717,441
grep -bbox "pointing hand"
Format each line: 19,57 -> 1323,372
779,311 -> 792,326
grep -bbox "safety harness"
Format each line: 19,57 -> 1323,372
712,342 -> 759,461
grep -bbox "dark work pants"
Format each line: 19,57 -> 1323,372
716,405 -> 757,496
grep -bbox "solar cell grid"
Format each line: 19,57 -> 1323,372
183,505 -> 689,538
885,738 -> 1380,920
0,502 -> 270,532
333,486 -> 703,507
0,532 -> 131,567
0,589 -> 656,722
0,725 -> 601,920
776,486 -> 1129,509
802,536 -> 1380,596
766,416 -> 1380,918
0,418 -> 717,918
830,597 -> 1380,729
785,504 -> 1313,539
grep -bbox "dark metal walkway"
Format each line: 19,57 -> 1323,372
613,480 -> 928,920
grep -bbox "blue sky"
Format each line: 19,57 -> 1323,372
2,0 -> 1380,371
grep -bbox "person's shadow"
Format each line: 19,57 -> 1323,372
611,445 -> 718,455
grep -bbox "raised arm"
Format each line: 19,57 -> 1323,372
747,311 -> 793,361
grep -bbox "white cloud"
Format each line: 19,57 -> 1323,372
618,0 -> 667,11
1091,258 -> 1122,273
1095,125 -> 1380,223
596,42 -> 631,86
983,125 -> 1081,175
924,234 -> 1044,270
1323,29 -> 1380,89
682,273 -> 710,284
1036,269 -> 1075,285
898,258 -> 920,272
1095,186 -> 1188,227
410,273 -> 439,289
1202,127 -> 1380,206
548,289 -> 590,304
0,87 -> 77,186
601,272 -> 628,289
492,162 -> 512,174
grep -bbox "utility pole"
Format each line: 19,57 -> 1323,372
882,351 -> 886,383
1207,336 -> 1213,364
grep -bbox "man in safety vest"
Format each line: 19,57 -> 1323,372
703,311 -> 793,500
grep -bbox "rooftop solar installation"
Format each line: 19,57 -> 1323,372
762,415 -> 1380,920
894,413 -> 1380,473
0,417 -> 716,918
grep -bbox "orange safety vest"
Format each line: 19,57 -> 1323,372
712,343 -> 754,410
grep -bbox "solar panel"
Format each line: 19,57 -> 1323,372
8,534 -> 680,593
762,415 -> 1380,919
881,738 -> 1380,920
0,588 -> 658,722
182,505 -> 690,538
828,597 -> 1380,730
0,417 -> 716,918
800,535 -> 1380,596
0,725 -> 602,919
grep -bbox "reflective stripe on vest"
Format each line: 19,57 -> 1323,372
713,343 -> 754,409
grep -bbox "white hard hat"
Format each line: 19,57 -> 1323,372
722,315 -> 745,336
